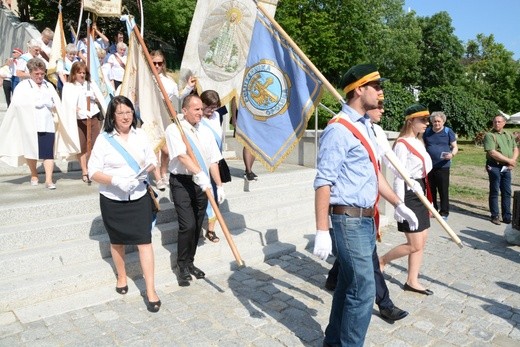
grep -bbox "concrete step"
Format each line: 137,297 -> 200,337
0,196 -> 314,278
0,181 -> 313,252
1,213 -> 314,319
0,162 -> 317,316
0,161 -> 315,226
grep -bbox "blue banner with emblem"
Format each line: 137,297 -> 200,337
236,10 -> 324,172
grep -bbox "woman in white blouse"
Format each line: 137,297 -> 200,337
62,61 -> 107,183
88,96 -> 160,312
379,104 -> 434,296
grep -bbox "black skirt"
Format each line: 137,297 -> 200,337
100,193 -> 153,245
397,178 -> 430,233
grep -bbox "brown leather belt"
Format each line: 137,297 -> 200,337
330,205 -> 375,217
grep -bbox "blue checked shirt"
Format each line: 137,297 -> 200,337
314,104 -> 378,208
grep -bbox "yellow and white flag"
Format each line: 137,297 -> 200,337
47,10 -> 66,86
119,25 -> 174,152
180,0 -> 278,106
83,0 -> 122,17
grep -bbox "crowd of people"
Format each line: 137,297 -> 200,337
313,62 -> 518,345
1,22 -> 517,341
0,25 -> 235,313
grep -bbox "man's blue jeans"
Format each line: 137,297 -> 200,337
487,165 -> 512,221
324,214 -> 376,347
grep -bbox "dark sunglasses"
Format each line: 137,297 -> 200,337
153,61 -> 164,67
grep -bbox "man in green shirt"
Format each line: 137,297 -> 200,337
483,115 -> 519,225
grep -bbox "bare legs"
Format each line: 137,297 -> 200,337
153,144 -> 169,190
137,244 -> 159,302
110,243 -> 158,302
26,158 -> 39,182
26,158 -> 55,185
379,230 -> 429,290
111,244 -> 127,288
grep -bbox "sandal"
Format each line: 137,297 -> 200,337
82,174 -> 91,184
205,230 -> 220,243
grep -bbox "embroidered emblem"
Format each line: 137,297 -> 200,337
241,59 -> 290,120
199,1 -> 253,81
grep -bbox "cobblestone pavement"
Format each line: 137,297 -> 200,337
0,208 -> 519,346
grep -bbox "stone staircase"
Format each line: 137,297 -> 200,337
0,160 -> 317,323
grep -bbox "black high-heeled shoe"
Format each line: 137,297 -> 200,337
115,285 -> 128,295
146,299 -> 161,313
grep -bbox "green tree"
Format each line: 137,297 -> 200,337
378,81 -> 416,132
142,0 -> 196,67
420,85 -> 497,138
463,34 -> 520,114
416,11 -> 465,90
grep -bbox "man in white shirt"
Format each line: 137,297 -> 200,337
164,94 -> 225,287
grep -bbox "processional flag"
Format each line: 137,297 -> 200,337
88,35 -> 114,105
47,8 -> 66,86
119,17 -> 174,153
83,0 -> 122,17
236,9 -> 324,171
180,0 -> 278,106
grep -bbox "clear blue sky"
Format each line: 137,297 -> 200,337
404,0 -> 520,60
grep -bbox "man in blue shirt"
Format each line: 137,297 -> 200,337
313,64 -> 418,347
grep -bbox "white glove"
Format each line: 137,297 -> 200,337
217,186 -> 226,204
35,100 -> 54,109
111,176 -> 139,193
313,230 -> 332,261
408,179 -> 424,196
394,203 -> 419,231
193,171 -> 211,190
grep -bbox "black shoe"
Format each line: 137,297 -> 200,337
404,282 -> 433,295
503,219 -> 512,224
379,306 -> 409,321
491,217 -> 501,225
146,298 -> 161,313
115,285 -> 128,295
244,171 -> 258,181
188,264 -> 205,279
177,266 -> 192,286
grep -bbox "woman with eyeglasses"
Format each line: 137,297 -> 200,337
88,95 -> 160,312
149,49 -> 197,190
379,104 -> 434,296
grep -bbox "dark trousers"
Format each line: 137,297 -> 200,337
327,244 -> 393,310
428,167 -> 450,216
170,174 -> 208,268
487,165 -> 512,221
3,79 -> 12,106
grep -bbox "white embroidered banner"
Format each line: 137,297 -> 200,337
83,0 -> 122,17
180,0 -> 278,106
